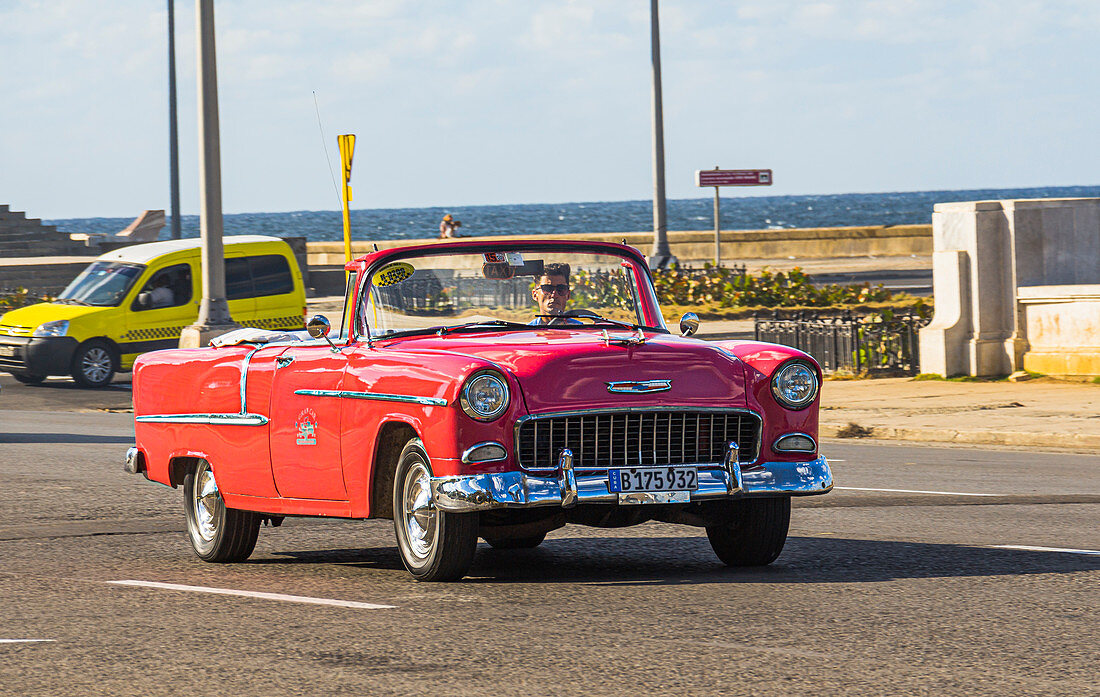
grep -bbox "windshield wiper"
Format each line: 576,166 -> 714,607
437,320 -> 532,336
55,298 -> 92,306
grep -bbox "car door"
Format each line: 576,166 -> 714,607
268,344 -> 349,500
122,261 -> 198,357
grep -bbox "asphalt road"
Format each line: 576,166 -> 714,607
1,390 -> 1098,696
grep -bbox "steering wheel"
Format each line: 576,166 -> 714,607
547,308 -> 600,325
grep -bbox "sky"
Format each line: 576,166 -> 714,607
1,0 -> 1098,219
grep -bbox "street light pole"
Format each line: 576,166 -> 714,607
180,0 -> 238,347
648,0 -> 675,269
167,0 -> 181,240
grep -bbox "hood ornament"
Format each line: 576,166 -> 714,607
607,380 -> 672,394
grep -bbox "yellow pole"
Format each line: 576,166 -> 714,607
337,134 -> 356,277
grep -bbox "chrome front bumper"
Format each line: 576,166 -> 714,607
431,454 -> 832,513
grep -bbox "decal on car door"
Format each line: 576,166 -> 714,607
295,408 -> 317,446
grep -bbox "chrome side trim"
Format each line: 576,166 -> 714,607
294,388 -> 448,407
460,441 -> 508,464
431,455 -> 833,512
606,379 -> 671,394
772,432 -> 818,453
239,348 -> 260,414
136,413 -> 269,426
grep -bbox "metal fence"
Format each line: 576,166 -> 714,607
754,311 -> 930,375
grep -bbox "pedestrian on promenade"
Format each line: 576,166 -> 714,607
439,214 -> 461,239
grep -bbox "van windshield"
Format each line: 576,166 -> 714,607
57,261 -> 145,307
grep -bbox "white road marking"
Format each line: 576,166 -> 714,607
107,580 -> 396,609
835,486 -> 999,497
0,639 -> 55,644
991,545 -> 1100,557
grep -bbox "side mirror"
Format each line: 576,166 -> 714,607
679,312 -> 700,337
306,314 -> 339,351
306,314 -> 331,338
135,292 -> 152,311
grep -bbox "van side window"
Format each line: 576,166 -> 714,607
250,255 -> 293,296
133,263 -> 192,311
226,255 -> 293,300
226,258 -> 252,300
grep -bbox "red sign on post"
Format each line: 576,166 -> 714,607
695,169 -> 772,187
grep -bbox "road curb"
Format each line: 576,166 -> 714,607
820,422 -> 1100,450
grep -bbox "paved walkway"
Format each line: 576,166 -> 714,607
821,377 -> 1100,451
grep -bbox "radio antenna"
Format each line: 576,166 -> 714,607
313,91 -> 342,206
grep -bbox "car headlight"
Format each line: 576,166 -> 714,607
460,371 -> 509,421
33,320 -> 69,337
771,360 -> 819,410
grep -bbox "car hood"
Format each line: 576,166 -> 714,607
380,328 -> 747,413
0,302 -> 106,336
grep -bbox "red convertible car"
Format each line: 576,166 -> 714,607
126,240 -> 832,580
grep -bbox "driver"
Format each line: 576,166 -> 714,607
529,263 -> 582,326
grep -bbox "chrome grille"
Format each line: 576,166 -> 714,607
515,409 -> 761,471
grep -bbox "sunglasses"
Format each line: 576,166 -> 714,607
538,284 -> 569,295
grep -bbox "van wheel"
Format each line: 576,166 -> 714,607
184,459 -> 260,562
393,438 -> 478,581
71,340 -> 116,388
12,372 -> 46,385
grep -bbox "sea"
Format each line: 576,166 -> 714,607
47,185 -> 1100,243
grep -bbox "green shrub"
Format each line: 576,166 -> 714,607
575,264 -> 901,310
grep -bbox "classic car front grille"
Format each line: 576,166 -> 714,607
515,409 -> 761,471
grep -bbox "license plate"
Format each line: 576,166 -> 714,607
608,466 -> 698,493
0,346 -> 15,357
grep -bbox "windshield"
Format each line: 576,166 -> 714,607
57,261 -> 144,307
360,248 -> 658,337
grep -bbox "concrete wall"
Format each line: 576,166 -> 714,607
0,224 -> 933,297
1018,285 -> 1100,375
305,225 -> 932,267
920,198 -> 1100,377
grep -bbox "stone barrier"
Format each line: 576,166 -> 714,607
919,198 -> 1100,377
305,225 -> 932,267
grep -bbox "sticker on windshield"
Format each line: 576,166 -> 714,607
483,252 -> 524,266
373,262 -> 413,287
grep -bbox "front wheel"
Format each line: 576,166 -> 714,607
183,459 -> 260,562
705,496 -> 791,567
71,339 -> 116,388
393,439 -> 478,581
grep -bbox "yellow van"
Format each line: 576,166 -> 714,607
0,235 -> 307,387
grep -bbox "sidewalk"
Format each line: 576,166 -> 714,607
820,377 -> 1100,451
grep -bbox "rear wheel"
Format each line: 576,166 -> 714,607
71,339 -> 116,388
11,372 -> 46,385
705,496 -> 791,567
183,459 -> 260,562
393,439 -> 478,581
483,533 -> 546,549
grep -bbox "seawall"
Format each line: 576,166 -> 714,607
0,224 -> 932,296
305,224 -> 933,267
